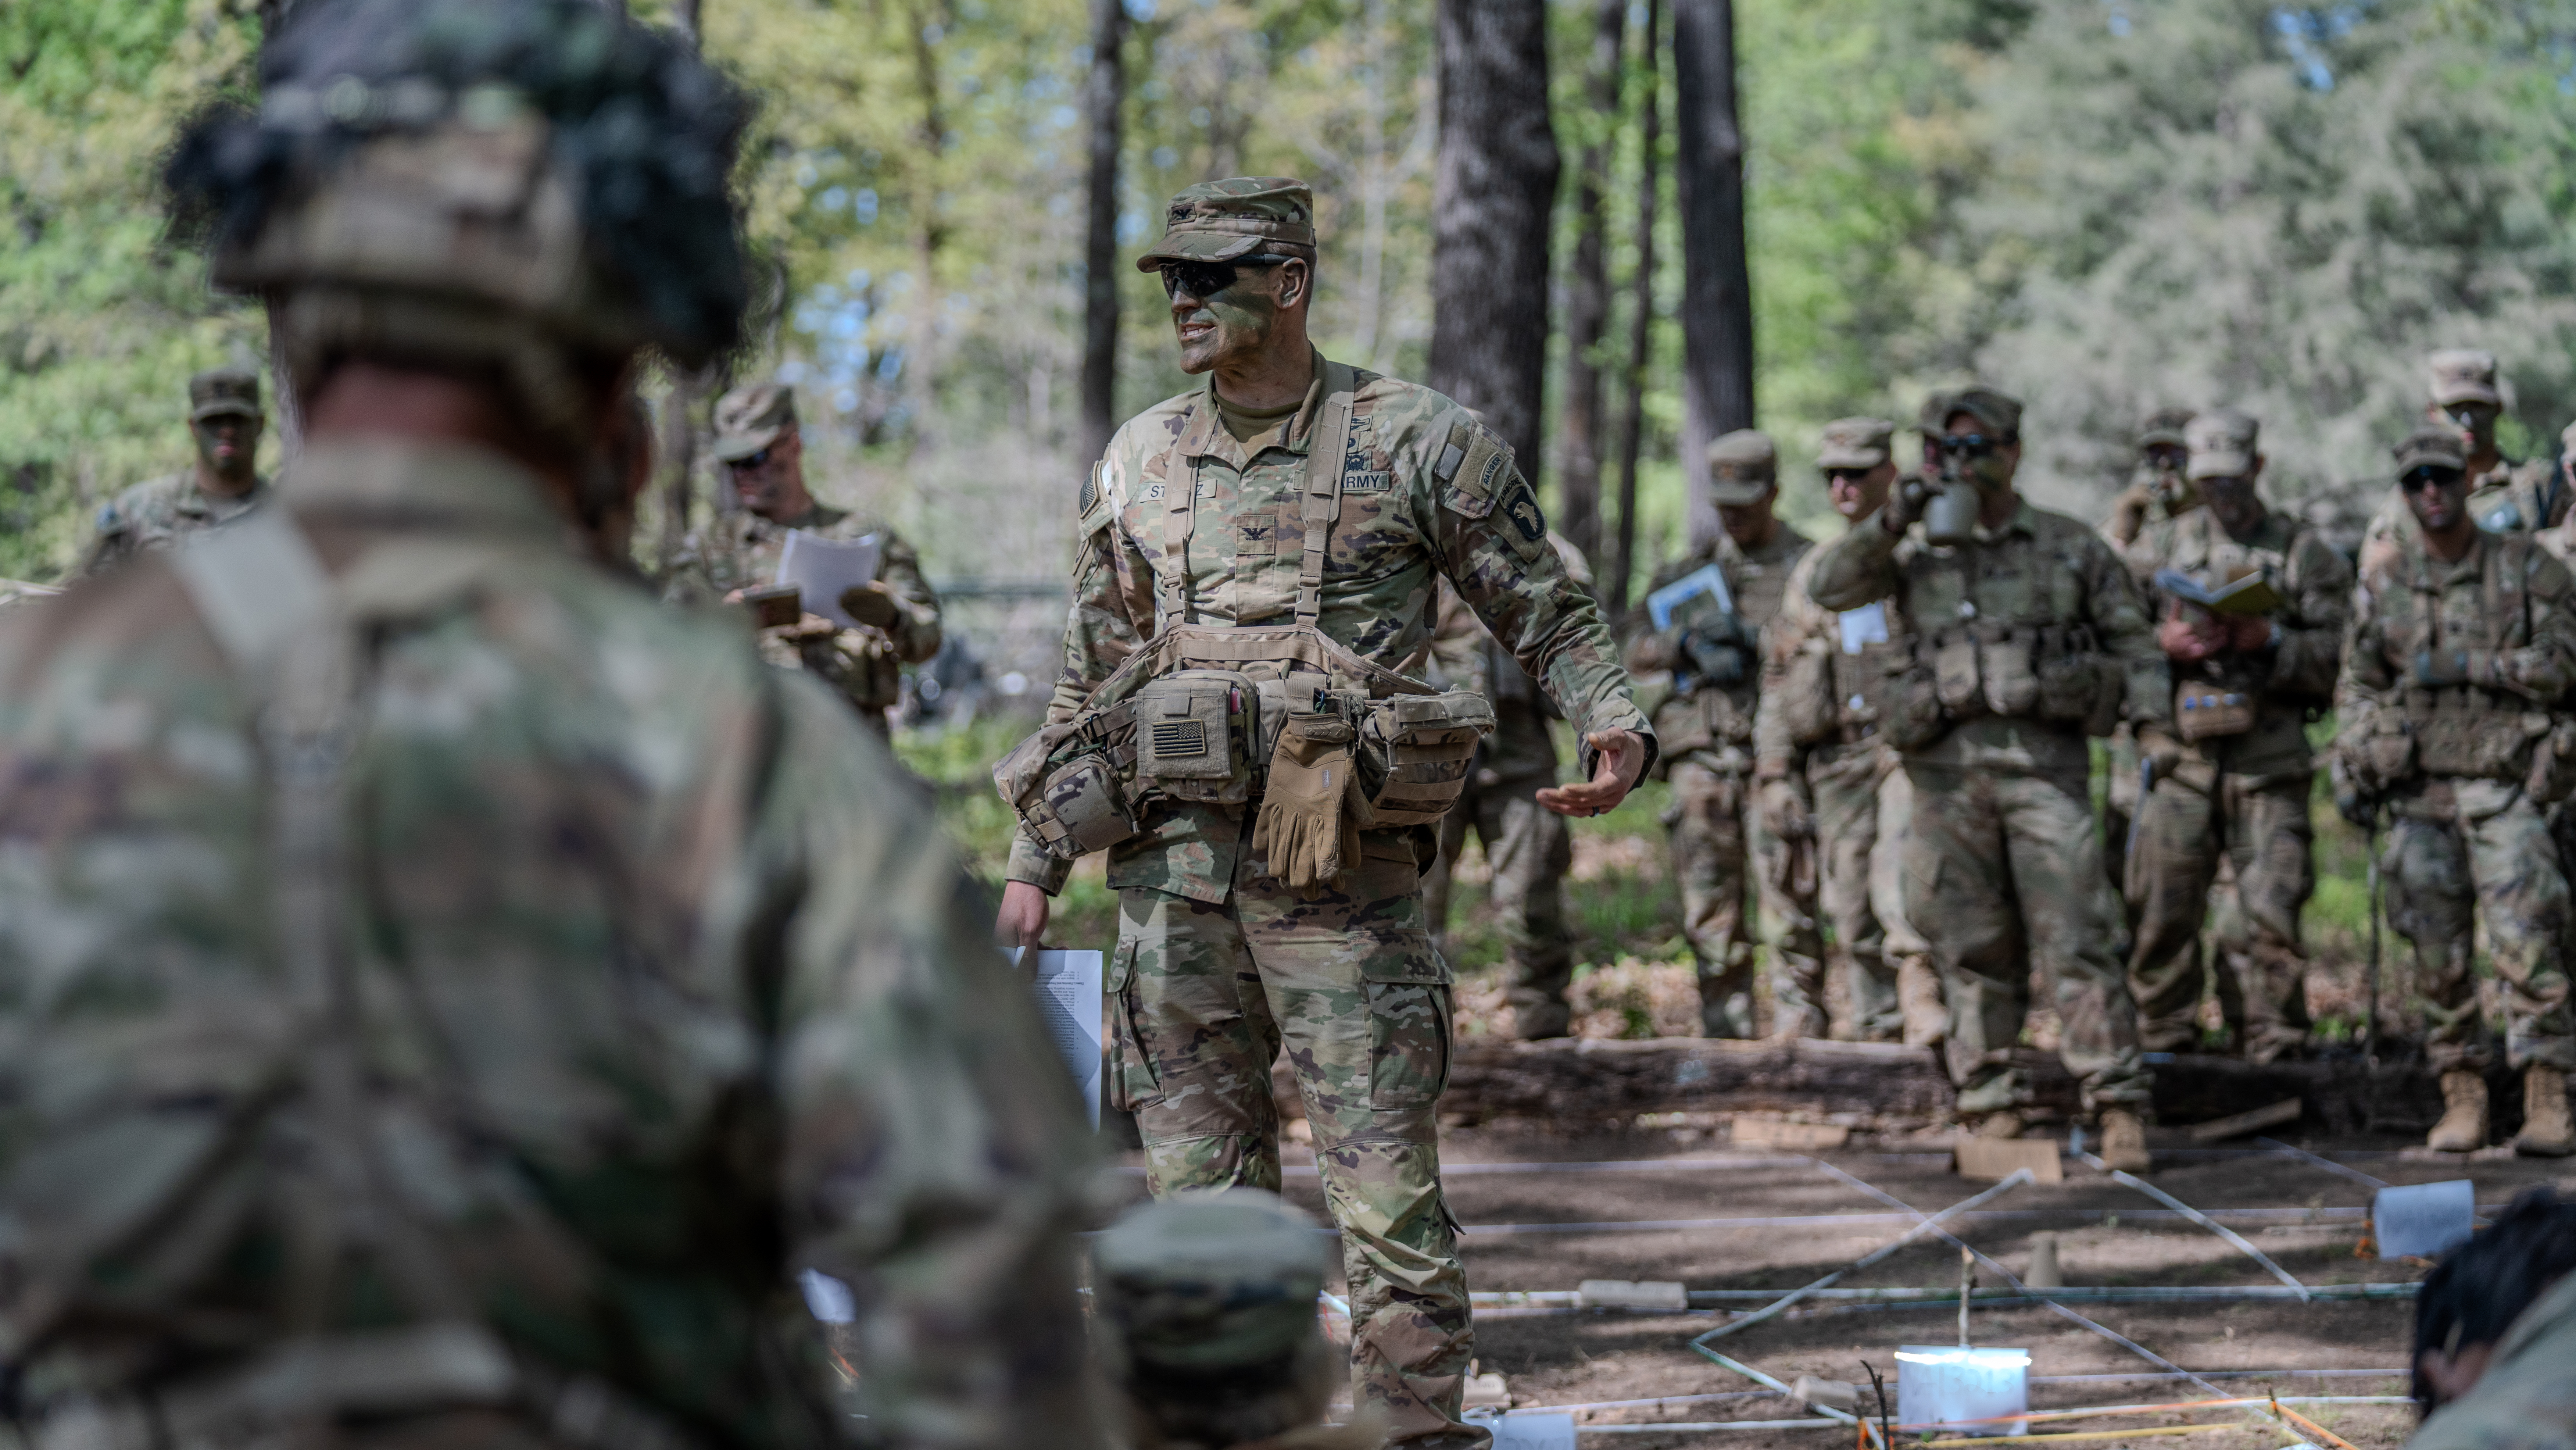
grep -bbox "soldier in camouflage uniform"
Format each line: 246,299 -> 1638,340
993,178 -> 1653,1447
2363,350 -> 2568,553
81,366 -> 271,576
0,5 -> 1103,1446
2103,408 -> 2201,894
1421,531 -> 1592,1039
1753,418 -> 1938,1044
1806,386 -> 2163,1170
1094,1189 -> 1381,1450
662,382 -> 942,735
2120,410 -> 2352,1062
2334,427 -> 2576,1157
1628,431 -> 1825,1039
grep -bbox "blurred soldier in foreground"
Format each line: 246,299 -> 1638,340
663,382 -> 942,735
1807,387 -> 2163,1170
0,4 -> 1101,1446
82,365 -> 270,575
2334,427 -> 2576,1157
1753,417 -> 1939,1043
993,177 -> 1652,1447
2119,410 -> 2351,1062
1094,1190 -> 1379,1450
1421,532 -> 1593,1040
2406,1186 -> 2576,1450
2101,407 -> 2199,549
1629,431 -> 1824,1039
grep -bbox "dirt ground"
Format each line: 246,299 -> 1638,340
1100,1125 -> 2573,1447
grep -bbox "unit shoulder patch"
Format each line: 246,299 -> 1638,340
1437,418 -> 1513,520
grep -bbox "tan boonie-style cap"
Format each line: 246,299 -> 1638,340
1706,429 -> 1777,504
2185,408 -> 2260,481
711,383 -> 797,462
1940,385 -> 2023,440
2427,349 -> 2502,408
1817,417 -> 1895,470
1135,177 -> 1319,271
2393,425 -> 2468,476
188,367 -> 263,421
2136,407 -> 2195,450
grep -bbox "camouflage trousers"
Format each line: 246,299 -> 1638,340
2381,781 -> 2576,1074
1810,742 -> 1932,1043
1424,769 -> 1575,1039
1904,762 -> 2152,1115
1666,757 -> 1826,1039
2125,765 -> 2314,1060
1107,844 -> 1486,1449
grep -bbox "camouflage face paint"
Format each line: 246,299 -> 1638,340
192,415 -> 260,484
1172,264 -> 1289,375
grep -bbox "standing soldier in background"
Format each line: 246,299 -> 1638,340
0,4 -> 1104,1446
2364,350 -> 2567,551
992,178 -> 1652,1447
1422,531 -> 1593,1040
2121,409 -> 2352,1062
1754,418 -> 1940,1044
1807,386 -> 2163,1170
662,382 -> 943,735
82,365 -> 271,575
1629,431 -> 1825,1039
2334,427 -> 2576,1157
2104,408 -> 2202,892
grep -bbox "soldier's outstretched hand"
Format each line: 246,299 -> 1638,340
1536,729 -> 1649,818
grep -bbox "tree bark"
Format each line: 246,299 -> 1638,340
1671,0 -> 1753,551
1555,0 -> 1626,569
655,0 -> 706,571
1607,0 -> 1662,616
1427,0 -> 1560,482
1078,0 -> 1129,469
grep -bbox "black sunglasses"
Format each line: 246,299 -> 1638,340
1823,467 -> 1874,485
1159,255 -> 1292,300
726,447 -> 773,472
2401,466 -> 2465,492
1932,433 -> 2011,459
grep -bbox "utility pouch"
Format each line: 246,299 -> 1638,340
2362,716 -> 2415,787
996,722 -> 1141,860
1132,669 -> 1255,804
2528,718 -> 2576,806
1888,658 -> 1949,751
1780,642 -> 1838,748
1358,689 -> 1497,827
2174,684 -> 2255,742
2414,710 -> 2539,781
1934,634 -> 1983,713
1979,633 -> 2039,718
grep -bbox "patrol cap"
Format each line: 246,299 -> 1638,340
2393,425 -> 2468,478
2428,349 -> 2502,408
188,367 -> 263,422
1092,1189 -> 1329,1375
1914,390 -> 1953,436
1817,417 -> 1895,470
2184,408 -> 2259,481
1940,385 -> 2023,441
1706,429 -> 1778,504
711,383 -> 796,462
2136,407 -> 2195,450
1135,178 -> 1319,270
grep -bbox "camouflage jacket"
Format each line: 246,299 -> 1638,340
81,468 -> 270,576
2362,456 -> 2564,551
2126,503 -> 2353,776
663,503 -> 942,713
2335,520 -> 2576,790
1807,497 -> 2169,778
1004,352 -> 1651,900
1625,524 -> 1813,773
0,441 -> 1097,1450
1752,531 -> 1909,781
2405,1268 -> 2576,1450
1421,533 -> 1595,784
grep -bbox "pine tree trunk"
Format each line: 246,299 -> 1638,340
1556,0 -> 1626,568
1428,0 -> 1560,481
1607,0 -> 1663,616
1078,0 -> 1129,470
1671,0 -> 1752,551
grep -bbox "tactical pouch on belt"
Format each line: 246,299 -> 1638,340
996,720 -> 1141,861
1933,633 -> 1982,713
1780,642 -> 1838,749
2034,628 -> 2122,737
2529,718 -> 2576,806
1356,689 -> 1497,827
2174,684 -> 2255,742
1132,669 -> 1255,805
2413,710 -> 2544,781
1888,656 -> 1948,751
1979,633 -> 2039,717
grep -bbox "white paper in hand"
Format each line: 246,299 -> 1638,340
1020,949 -> 1103,1126
775,529 -> 883,628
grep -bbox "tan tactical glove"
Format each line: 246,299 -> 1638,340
839,582 -> 902,629
1253,713 -> 1363,898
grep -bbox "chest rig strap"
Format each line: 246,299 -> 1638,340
1156,363 -> 1360,633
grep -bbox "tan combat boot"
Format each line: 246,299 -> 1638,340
2513,1065 -> 2573,1157
2098,1108 -> 2152,1174
1898,956 -> 1948,1048
2427,1069 -> 2489,1153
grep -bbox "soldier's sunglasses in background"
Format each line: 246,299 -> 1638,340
1159,256 -> 1294,301
1933,433 -> 2011,460
726,447 -> 773,472
2401,466 -> 2466,493
1823,468 -> 1873,486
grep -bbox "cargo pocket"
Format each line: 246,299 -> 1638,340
1362,939 -> 1453,1112
1104,938 -> 1163,1112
